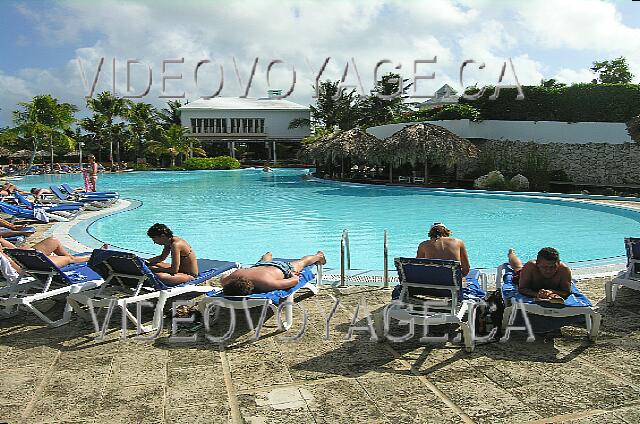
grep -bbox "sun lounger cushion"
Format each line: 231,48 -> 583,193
88,249 -> 237,290
207,263 -> 316,305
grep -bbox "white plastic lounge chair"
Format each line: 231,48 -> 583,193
412,176 -> 425,184
48,186 -> 114,210
398,176 -> 411,183
200,260 -> 322,331
0,249 -> 103,327
13,192 -> 82,220
381,257 -> 487,352
68,249 -> 239,334
606,237 -> 640,304
60,183 -> 118,198
496,263 -> 600,340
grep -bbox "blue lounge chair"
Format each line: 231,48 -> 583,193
60,183 -> 118,198
0,201 -> 69,223
496,263 -> 600,340
606,237 -> 640,305
201,259 -> 322,331
381,258 -> 488,352
13,192 -> 82,220
0,249 -> 103,327
48,186 -> 114,209
68,249 -> 239,334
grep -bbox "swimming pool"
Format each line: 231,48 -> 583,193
15,169 -> 640,269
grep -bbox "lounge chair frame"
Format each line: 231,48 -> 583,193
495,264 -> 601,340
68,250 -> 239,335
199,262 -> 323,332
605,237 -> 640,305
382,258 -> 487,352
0,249 -> 103,327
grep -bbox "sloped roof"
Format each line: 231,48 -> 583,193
179,97 -> 309,111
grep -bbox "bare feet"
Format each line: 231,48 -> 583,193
259,251 -> 273,262
316,251 -> 327,265
101,244 -> 109,250
508,248 -> 516,257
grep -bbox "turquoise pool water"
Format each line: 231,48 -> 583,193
14,169 -> 640,269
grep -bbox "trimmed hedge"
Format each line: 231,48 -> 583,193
183,156 -> 241,170
459,83 -> 640,123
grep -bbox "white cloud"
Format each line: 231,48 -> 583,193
1,0 -> 639,127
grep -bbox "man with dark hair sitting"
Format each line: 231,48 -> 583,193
221,251 -> 326,296
508,247 -> 571,301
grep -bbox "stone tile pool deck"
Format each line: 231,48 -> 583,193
1,197 -> 639,423
1,278 -> 640,424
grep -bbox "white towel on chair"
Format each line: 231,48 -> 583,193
0,252 -> 20,284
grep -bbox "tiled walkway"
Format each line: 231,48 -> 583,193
1,277 -> 640,423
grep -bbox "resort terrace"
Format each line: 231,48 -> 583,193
0,190 -> 639,424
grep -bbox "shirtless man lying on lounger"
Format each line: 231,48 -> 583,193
416,222 -> 471,280
508,247 -> 571,300
0,236 -> 94,273
221,251 -> 326,296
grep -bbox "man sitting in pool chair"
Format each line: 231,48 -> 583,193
417,222 -> 471,282
508,247 -> 570,301
221,251 -> 326,295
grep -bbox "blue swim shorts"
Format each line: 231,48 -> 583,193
252,260 -> 294,278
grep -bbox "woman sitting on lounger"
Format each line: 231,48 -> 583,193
146,223 -> 198,285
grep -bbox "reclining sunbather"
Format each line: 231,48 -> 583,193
0,217 -> 36,238
416,222 -> 471,280
507,247 -> 571,301
0,182 -> 28,196
146,223 -> 198,286
0,236 -> 94,273
221,251 -> 326,296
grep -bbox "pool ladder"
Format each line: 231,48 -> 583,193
340,229 -> 390,288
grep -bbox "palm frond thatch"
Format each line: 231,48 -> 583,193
380,123 -> 479,167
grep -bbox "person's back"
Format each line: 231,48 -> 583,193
416,223 -> 470,277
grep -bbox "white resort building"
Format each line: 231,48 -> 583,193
179,91 -> 310,162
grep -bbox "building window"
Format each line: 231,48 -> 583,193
190,118 -> 196,133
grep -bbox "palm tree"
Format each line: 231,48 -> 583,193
126,102 -> 159,160
158,100 -> 183,128
10,95 -> 77,173
146,125 -> 204,167
86,92 -> 130,169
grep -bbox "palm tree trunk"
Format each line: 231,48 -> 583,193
116,140 -> 121,169
389,164 -> 393,183
109,140 -> 114,170
424,161 -> 428,183
171,155 -> 176,167
50,134 -> 54,169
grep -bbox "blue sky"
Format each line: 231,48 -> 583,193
1,0 -> 640,126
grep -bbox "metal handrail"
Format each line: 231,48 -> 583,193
383,229 -> 389,287
340,229 -> 351,287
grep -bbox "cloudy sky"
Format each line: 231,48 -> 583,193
1,0 -> 639,127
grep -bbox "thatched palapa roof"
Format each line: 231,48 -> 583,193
380,123 -> 479,167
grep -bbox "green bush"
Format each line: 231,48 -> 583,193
397,104 -> 482,123
460,83 -> 640,123
130,162 -> 152,171
183,156 -> 241,170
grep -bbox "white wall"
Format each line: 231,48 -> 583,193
367,119 -> 633,144
180,109 -> 310,139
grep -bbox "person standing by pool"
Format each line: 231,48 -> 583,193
416,222 -> 471,278
507,247 -> 570,301
146,223 -> 199,285
83,154 -> 98,192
